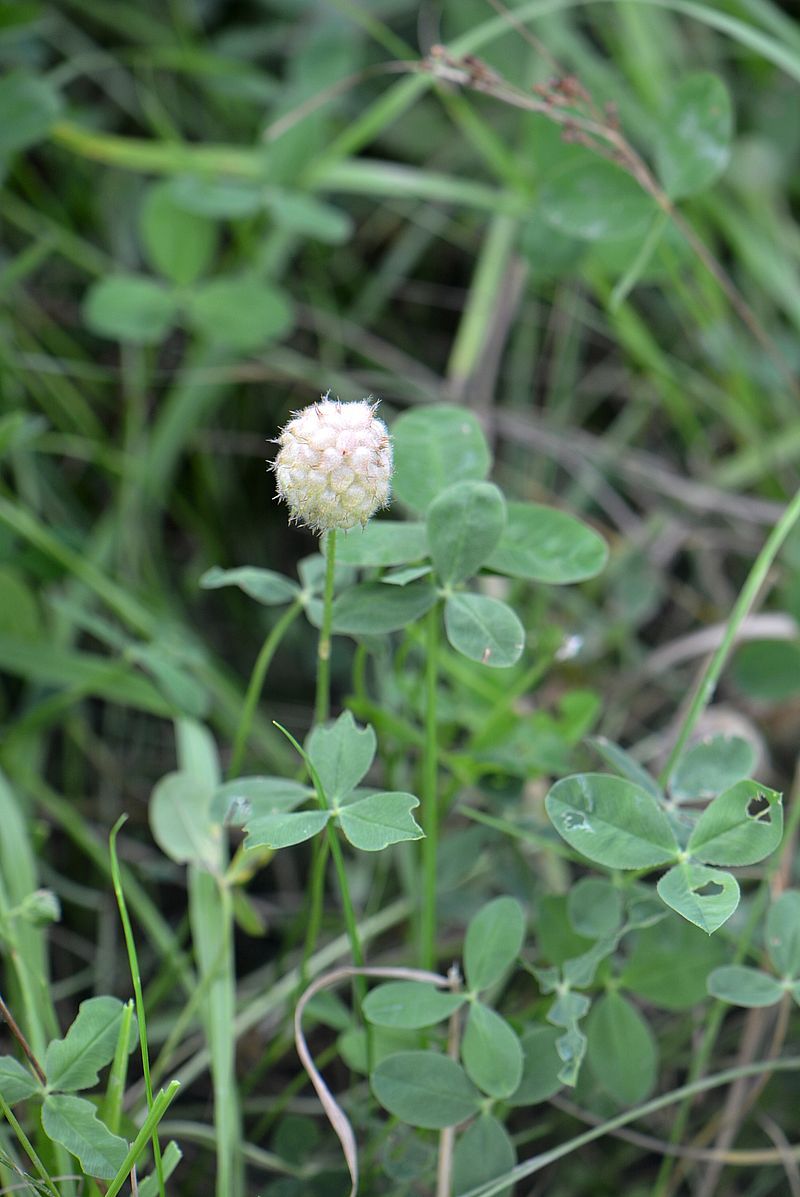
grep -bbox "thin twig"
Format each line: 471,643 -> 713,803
0,993 -> 46,1087
436,964 -> 463,1197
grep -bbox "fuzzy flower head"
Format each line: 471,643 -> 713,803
271,395 -> 393,534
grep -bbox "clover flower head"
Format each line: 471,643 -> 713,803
271,394 -> 393,534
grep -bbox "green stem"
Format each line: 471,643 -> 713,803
421,603 -> 440,970
109,817 -> 165,1197
228,599 -> 303,779
301,835 -> 331,986
327,829 -> 365,971
315,530 -> 338,725
660,484 -> 800,786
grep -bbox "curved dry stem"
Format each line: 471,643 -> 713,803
294,964 -> 451,1197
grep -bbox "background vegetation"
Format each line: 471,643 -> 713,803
1,0 -> 800,1194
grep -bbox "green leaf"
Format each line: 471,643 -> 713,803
45,997 -> 134,1092
767,891 -> 800,978
487,502 -> 608,584
139,180 -> 217,286
187,275 -> 293,350
0,71 -> 61,157
656,73 -> 733,199
553,1024 -> 588,1087
586,992 -> 658,1105
657,862 -> 740,934
464,896 -> 525,991
332,579 -> 437,635
732,640 -> 800,701
307,711 -> 376,803
267,190 -> 353,243
41,1094 -> 128,1180
540,158 -> 657,242
363,982 -> 465,1029
243,809 -> 330,850
335,521 -> 428,567
371,1052 -> 482,1129
567,878 -> 623,939
83,275 -> 178,345
508,1025 -> 563,1106
520,210 -> 586,281
149,771 -> 218,869
462,1003 -> 523,1098
133,646 -> 208,719
426,481 -> 505,585
545,774 -> 679,869
619,914 -> 727,1009
167,176 -> 264,218
669,735 -> 757,802
588,736 -> 664,801
340,1025 -> 418,1077
391,405 -> 490,513
563,937 -> 618,989
0,1056 -> 42,1105
687,780 -> 783,866
199,565 -> 300,606
453,1115 -> 515,1197
444,593 -> 525,668
338,791 -> 423,851
136,1140 -> 183,1197
210,777 -> 312,826
707,965 -> 784,1007
382,565 -> 433,586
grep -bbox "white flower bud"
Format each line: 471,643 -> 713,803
272,395 -> 392,533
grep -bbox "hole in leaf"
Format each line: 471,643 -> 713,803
746,793 -> 771,821
694,880 -> 724,898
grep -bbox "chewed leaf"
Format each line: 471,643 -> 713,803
687,779 -> 783,866
338,792 -> 423,851
545,774 -> 679,869
307,712 -> 376,803
657,862 -> 739,933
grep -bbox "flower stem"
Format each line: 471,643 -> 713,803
228,599 -> 303,779
421,603 -> 440,970
315,529 -> 338,726
660,483 -> 800,786
301,834 -> 331,986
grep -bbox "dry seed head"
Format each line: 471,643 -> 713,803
271,395 -> 392,534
